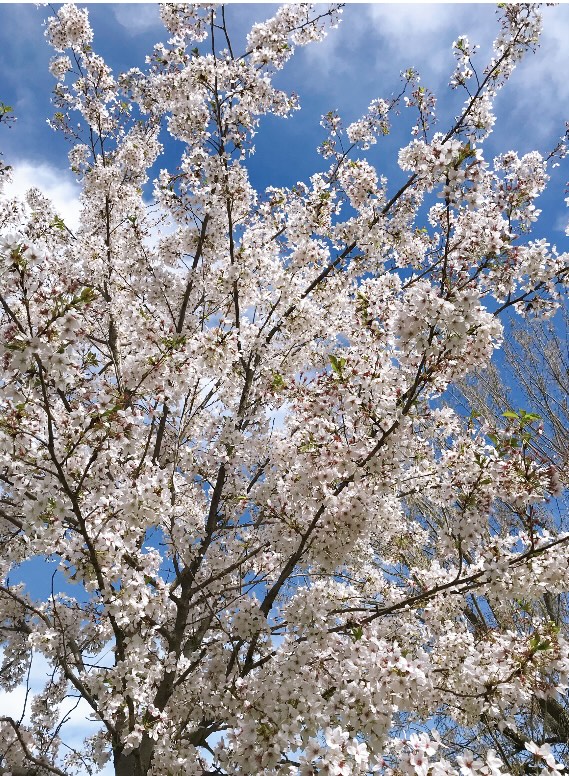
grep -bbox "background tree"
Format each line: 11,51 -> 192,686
437,298 -> 569,770
0,4 -> 568,776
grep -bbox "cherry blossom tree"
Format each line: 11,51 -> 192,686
1,4 -> 568,776
0,102 -> 14,184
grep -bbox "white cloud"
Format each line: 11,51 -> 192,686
1,158 -> 183,251
266,400 -> 291,432
0,647 -> 113,775
4,161 -> 81,233
294,2 -> 569,166
498,5 -> 569,145
113,4 -> 162,36
303,5 -> 487,77
296,4 -> 496,127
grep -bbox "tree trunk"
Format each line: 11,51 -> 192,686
114,736 -> 154,776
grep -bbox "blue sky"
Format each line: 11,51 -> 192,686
0,2 -> 568,770
1,3 -> 568,239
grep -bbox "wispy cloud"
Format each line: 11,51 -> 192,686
293,3 -> 568,166
289,3 -> 498,149
0,648 -> 113,775
496,4 -> 569,147
112,4 -> 162,36
4,161 -> 81,233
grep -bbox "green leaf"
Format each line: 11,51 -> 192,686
329,354 -> 346,377
161,333 -> 186,350
351,625 -> 363,642
299,433 -> 318,453
271,371 -> 285,390
529,634 -> 552,653
519,410 -> 541,423
50,215 -> 66,231
502,410 -> 519,419
75,286 -> 96,306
